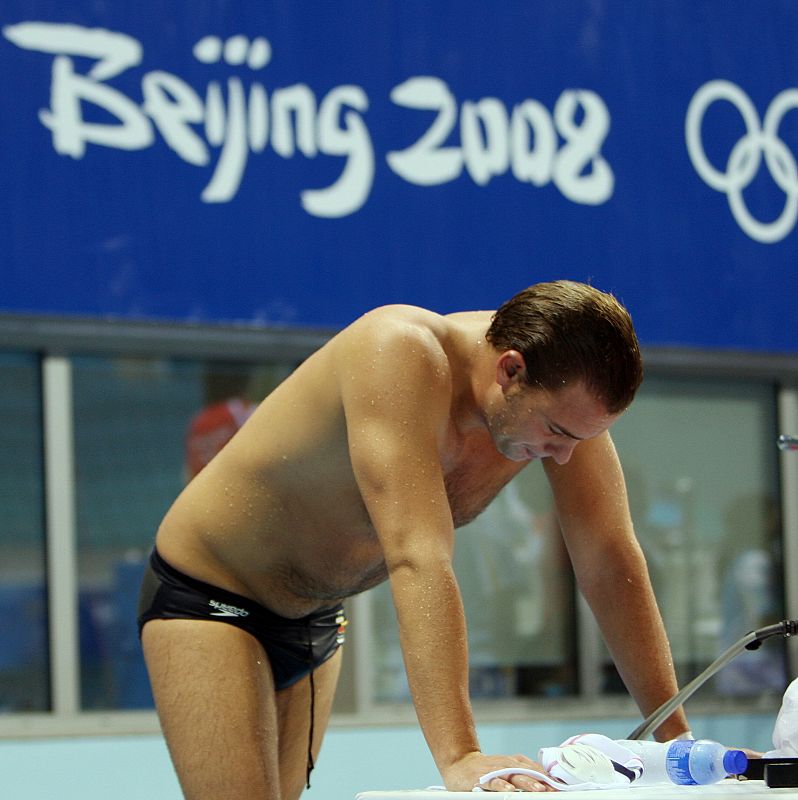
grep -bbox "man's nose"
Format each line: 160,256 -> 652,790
548,439 -> 578,465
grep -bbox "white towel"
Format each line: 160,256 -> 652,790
765,677 -> 798,758
475,733 -> 643,792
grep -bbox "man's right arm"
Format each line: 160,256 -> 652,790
335,313 -> 552,792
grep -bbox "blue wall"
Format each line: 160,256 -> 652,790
1,2 -> 797,352
0,713 -> 778,800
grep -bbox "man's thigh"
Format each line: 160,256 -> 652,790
142,618 -> 344,800
276,648 -> 344,800
142,618 -> 282,800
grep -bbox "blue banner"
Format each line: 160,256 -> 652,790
1,2 -> 796,352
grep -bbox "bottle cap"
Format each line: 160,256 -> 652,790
722,749 -> 748,776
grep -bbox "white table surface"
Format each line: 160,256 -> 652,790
356,781 -> 794,799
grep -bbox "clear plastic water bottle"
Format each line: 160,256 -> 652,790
619,739 -> 748,785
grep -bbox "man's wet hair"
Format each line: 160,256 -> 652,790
486,280 -> 643,414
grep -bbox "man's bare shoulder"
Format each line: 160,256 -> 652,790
327,306 -> 465,415
355,303 -> 448,331
338,305 -> 492,349
336,305 -> 452,357
322,305 -> 495,399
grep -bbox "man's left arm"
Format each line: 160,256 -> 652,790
544,431 -> 690,742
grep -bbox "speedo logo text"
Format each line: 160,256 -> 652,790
209,599 -> 250,617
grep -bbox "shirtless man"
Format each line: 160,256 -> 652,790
138,280 -> 690,798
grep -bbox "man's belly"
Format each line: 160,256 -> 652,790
156,503 -> 389,618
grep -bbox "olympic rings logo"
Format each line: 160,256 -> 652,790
685,79 -> 798,244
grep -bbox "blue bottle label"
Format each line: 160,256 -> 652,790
665,741 -> 697,785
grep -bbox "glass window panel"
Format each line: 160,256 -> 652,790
369,375 -> 784,708
72,357 -> 292,710
0,353 -> 48,712
370,465 -> 576,704
611,377 -> 784,699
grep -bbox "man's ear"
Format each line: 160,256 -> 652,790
496,350 -> 527,389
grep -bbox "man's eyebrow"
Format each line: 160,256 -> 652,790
549,421 -> 585,441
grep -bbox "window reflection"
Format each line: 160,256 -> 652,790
72,357 -> 291,709
612,378 -> 785,698
0,354 -> 48,712
369,376 -> 785,706
28,352 -> 787,712
371,464 -> 576,703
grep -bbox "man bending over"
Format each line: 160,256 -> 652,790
139,280 -> 689,797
